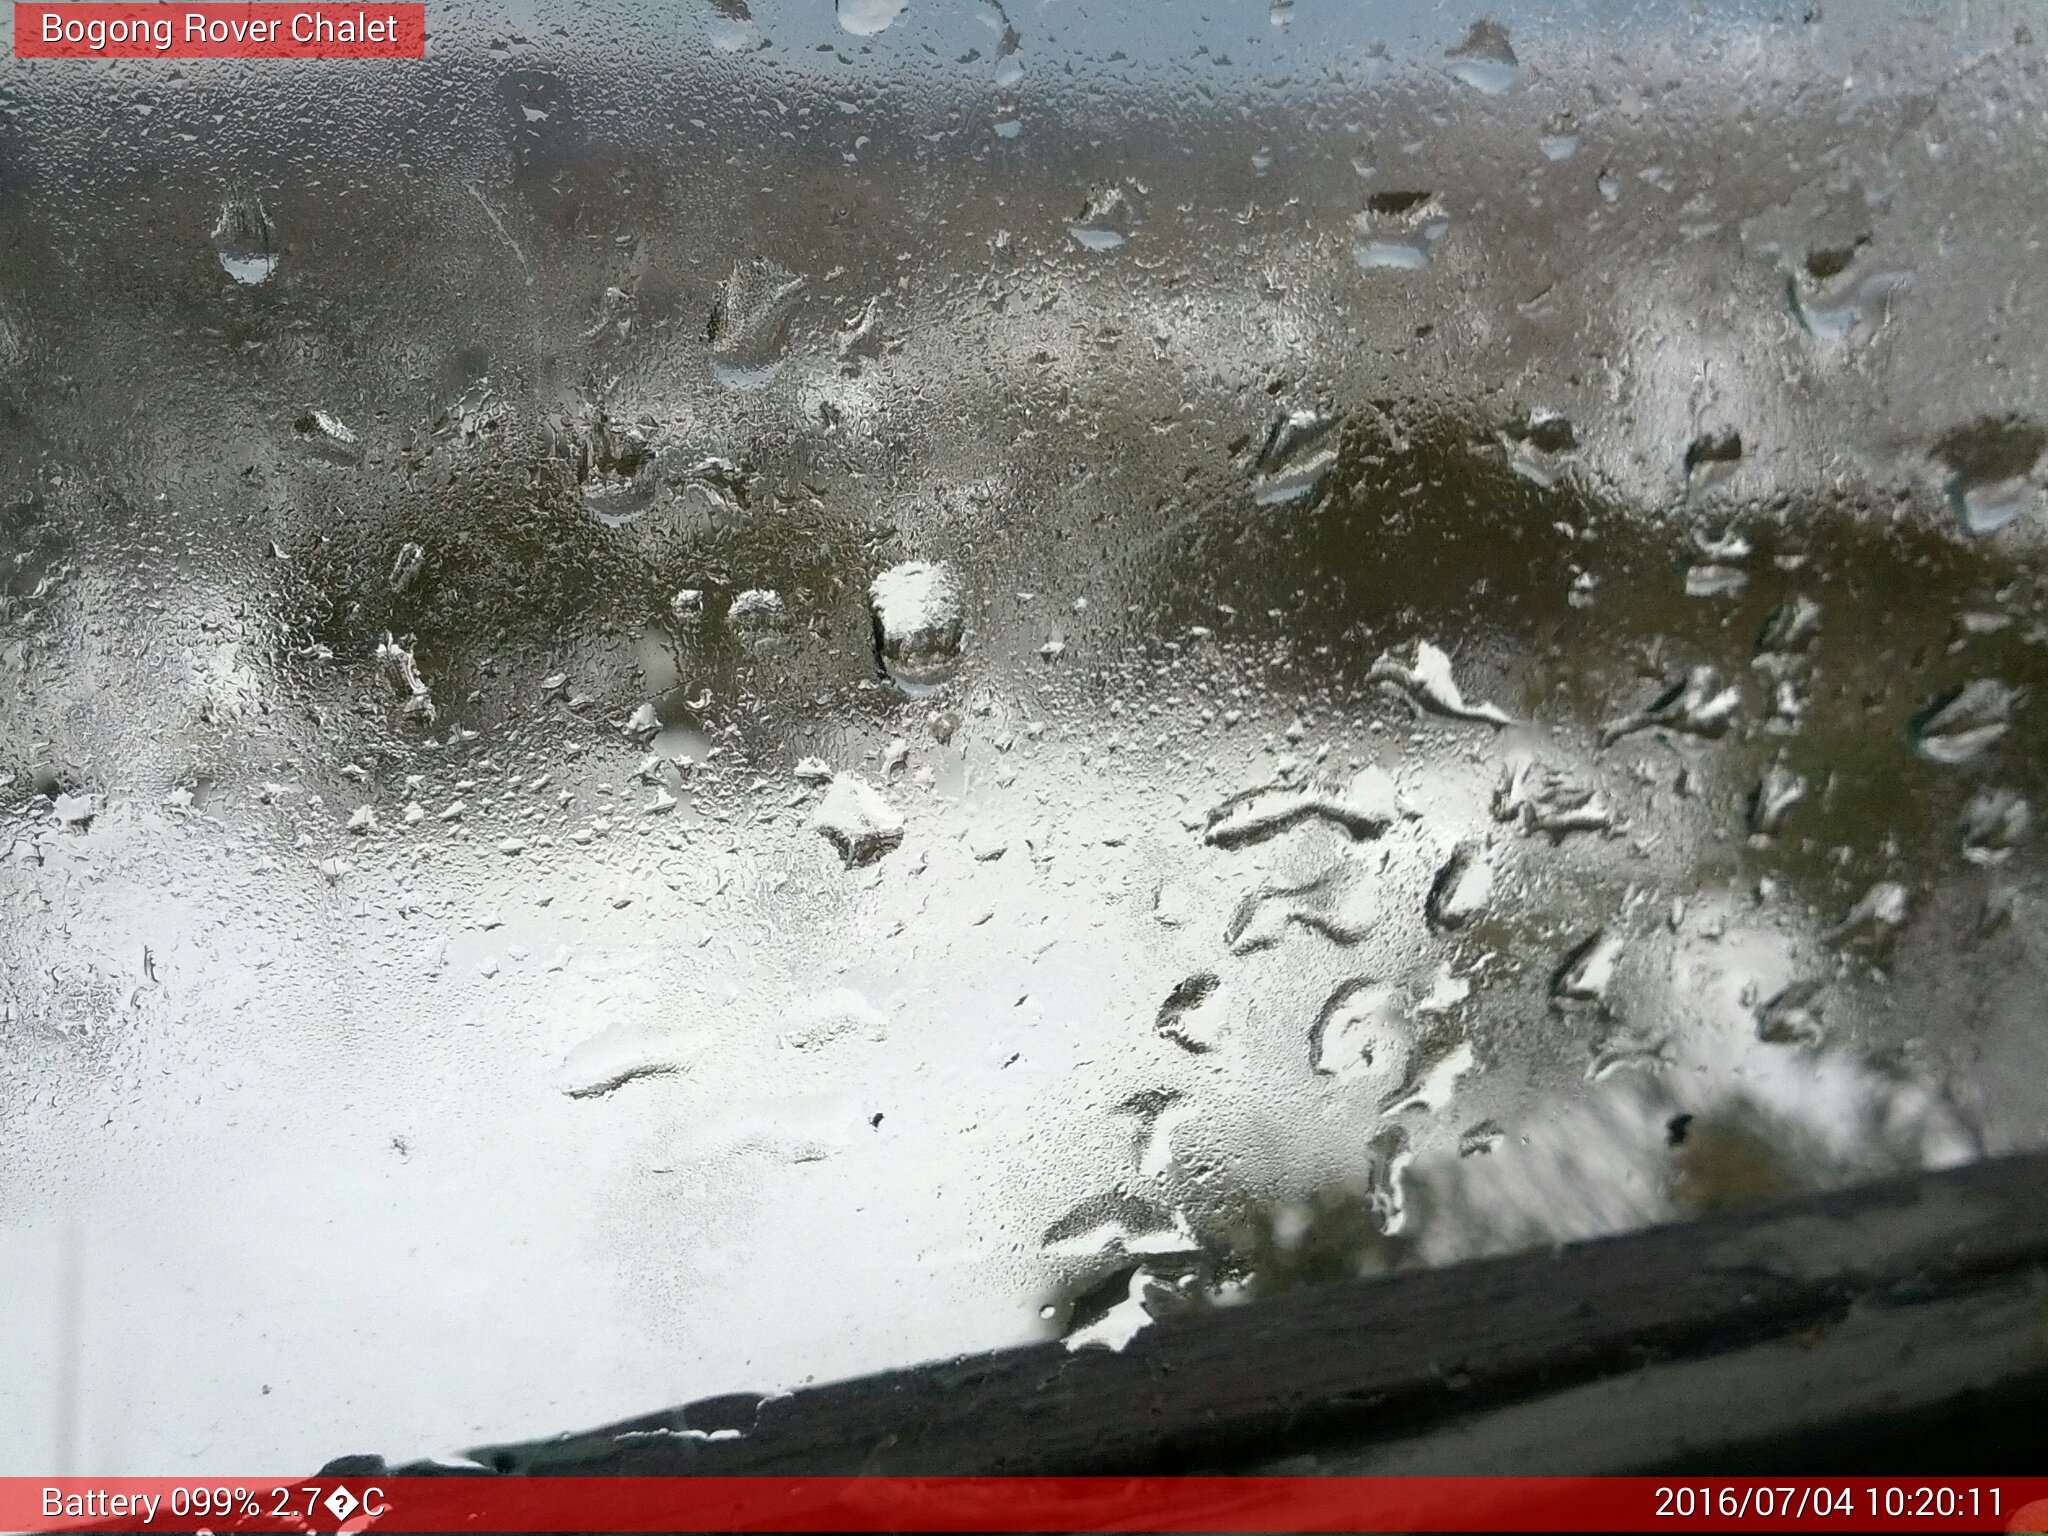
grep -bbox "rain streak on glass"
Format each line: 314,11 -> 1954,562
211,193 -> 279,284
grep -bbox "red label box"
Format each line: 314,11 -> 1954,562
14,3 -> 425,58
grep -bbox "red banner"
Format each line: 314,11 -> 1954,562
4,1477 -> 2048,1532
13,3 -> 424,58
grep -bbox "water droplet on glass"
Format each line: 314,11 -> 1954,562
1369,640 -> 1512,726
293,409 -> 363,466
1155,973 -> 1227,1054
1060,1266 -> 1164,1353
559,1019 -> 690,1098
1204,765 -> 1401,849
1697,526 -> 1752,562
1553,929 -> 1625,1006
1226,853 -> 1380,953
1588,1026 -> 1670,1081
1755,980 -> 1825,1047
547,406 -> 658,523
837,0 -> 906,36
53,791 -> 100,829
681,455 -> 749,515
1459,1120 -> 1505,1156
705,1 -> 758,52
1041,1193 -> 1196,1264
835,297 -> 889,373
1426,840 -> 1495,930
1353,190 -> 1448,270
1414,963 -> 1472,1017
1309,978 -> 1409,1081
811,774 -> 904,866
783,989 -> 888,1049
1912,678 -> 2017,764
1389,1037 -> 1475,1115
212,194 -> 278,285
1749,760 -> 1807,836
727,587 -> 789,637
1758,593 -> 1822,653
1828,880 -> 1911,945
1444,19 -> 1520,94
1960,788 -> 2030,865
375,632 -> 436,725
1787,242 -> 1908,342
1539,113 -> 1578,161
1684,562 -> 1747,598
622,702 -> 661,742
869,561 -> 965,690
1683,429 -> 1743,492
388,541 -> 426,593
1251,408 -> 1341,508
429,378 -> 507,451
1976,883 -> 2018,941
709,258 -> 806,387
1933,416 -> 2044,534
962,822 -> 1007,862
1069,183 -> 1144,251
581,283 -> 638,347
1600,665 -> 1739,744
1501,410 -> 1575,487
1494,755 -> 1613,837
